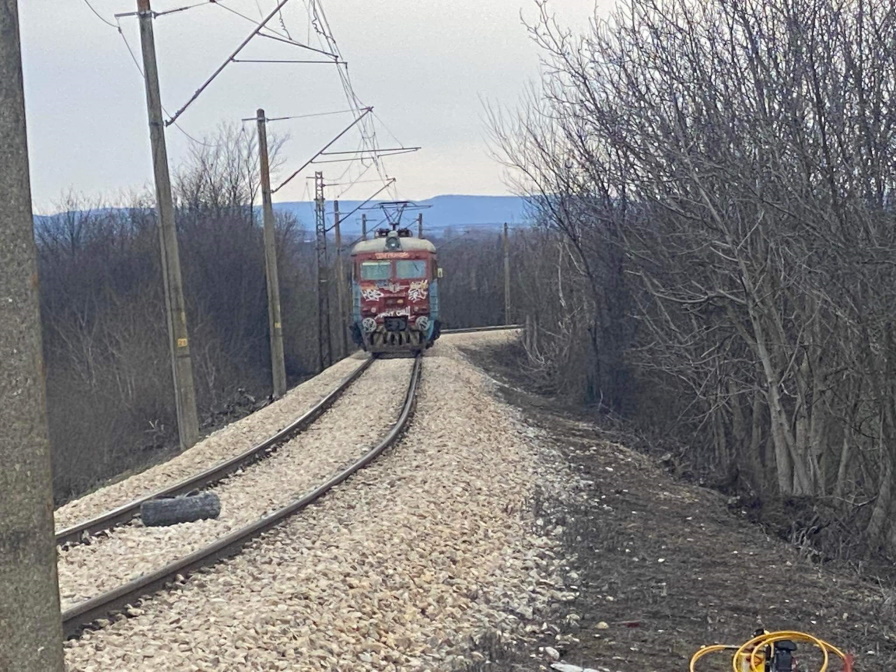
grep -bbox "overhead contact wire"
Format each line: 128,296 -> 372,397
83,0 -> 118,28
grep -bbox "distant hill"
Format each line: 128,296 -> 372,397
34,195 -> 533,238
273,194 -> 531,236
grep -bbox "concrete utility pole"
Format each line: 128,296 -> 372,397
0,2 -> 66,669
361,213 -> 368,240
138,0 -> 199,448
333,201 -> 349,358
503,222 -> 511,324
314,171 -> 332,370
417,212 -> 423,238
256,109 -> 287,398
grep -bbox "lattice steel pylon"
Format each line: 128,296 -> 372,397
314,171 -> 332,371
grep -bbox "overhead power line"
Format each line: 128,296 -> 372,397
276,0 -> 293,40
114,17 -> 217,147
273,107 -> 373,193
116,19 -> 146,75
319,147 -> 419,157
304,0 -> 399,197
268,109 -> 355,122
213,0 -> 293,40
325,179 -> 396,231
255,31 -> 338,57
240,108 -> 355,123
89,0 -> 418,199
154,2 -> 210,17
166,0 -> 342,127
232,58 -> 345,64
83,0 -> 117,28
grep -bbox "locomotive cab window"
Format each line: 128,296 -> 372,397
359,261 -> 391,280
395,259 -> 427,279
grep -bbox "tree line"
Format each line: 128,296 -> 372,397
492,0 -> 896,556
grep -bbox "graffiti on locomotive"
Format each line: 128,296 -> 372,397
349,226 -> 441,353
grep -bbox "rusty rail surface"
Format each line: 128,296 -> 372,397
56,357 -> 375,547
62,354 -> 422,638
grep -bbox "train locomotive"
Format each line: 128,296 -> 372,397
349,226 -> 441,353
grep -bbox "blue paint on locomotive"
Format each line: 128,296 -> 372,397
351,283 -> 361,324
428,279 -> 440,329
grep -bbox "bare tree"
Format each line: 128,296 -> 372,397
494,0 -> 896,553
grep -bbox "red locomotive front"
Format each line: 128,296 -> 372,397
350,228 -> 441,353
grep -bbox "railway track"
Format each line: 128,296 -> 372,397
55,357 -> 374,546
61,354 -> 422,638
57,327 -> 517,546
441,323 -> 522,335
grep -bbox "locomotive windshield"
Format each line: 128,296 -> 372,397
396,259 -> 427,279
360,260 -> 391,280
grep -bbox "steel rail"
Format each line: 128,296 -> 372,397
441,324 -> 523,335
62,354 -> 422,639
56,357 -> 374,547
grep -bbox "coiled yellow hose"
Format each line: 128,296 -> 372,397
689,630 -> 854,672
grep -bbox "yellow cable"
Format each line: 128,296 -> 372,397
689,644 -> 739,672
688,630 -> 851,672
747,631 -> 848,672
738,632 -> 827,672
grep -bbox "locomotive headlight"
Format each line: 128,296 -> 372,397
385,231 -> 401,251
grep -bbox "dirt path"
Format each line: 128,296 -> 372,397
457,337 -> 895,672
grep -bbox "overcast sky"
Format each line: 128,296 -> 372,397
19,1 -> 607,212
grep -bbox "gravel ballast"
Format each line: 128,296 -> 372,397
58,357 -> 413,610
63,336 -> 573,671
54,355 -> 367,531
